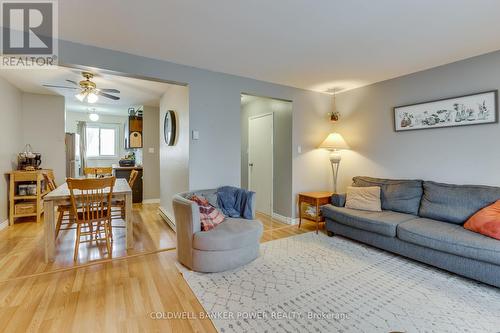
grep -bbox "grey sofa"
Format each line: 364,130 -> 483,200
322,176 -> 500,288
173,189 -> 263,273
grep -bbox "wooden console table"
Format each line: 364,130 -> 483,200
297,191 -> 333,234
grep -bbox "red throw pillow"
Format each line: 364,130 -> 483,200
464,200 -> 500,240
189,195 -> 225,231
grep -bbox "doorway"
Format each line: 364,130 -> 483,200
241,94 -> 293,232
248,113 -> 274,215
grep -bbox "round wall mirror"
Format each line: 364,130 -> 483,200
164,110 -> 177,146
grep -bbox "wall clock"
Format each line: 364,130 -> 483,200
164,110 -> 177,146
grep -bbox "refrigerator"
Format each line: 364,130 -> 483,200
65,133 -> 81,178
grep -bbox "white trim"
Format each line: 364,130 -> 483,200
142,198 -> 160,204
159,206 -> 176,232
0,220 -> 8,231
271,212 -> 298,225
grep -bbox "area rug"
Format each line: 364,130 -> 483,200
178,232 -> 500,333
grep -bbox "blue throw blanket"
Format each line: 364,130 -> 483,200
216,186 -> 255,219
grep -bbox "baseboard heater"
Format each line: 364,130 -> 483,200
159,206 -> 176,232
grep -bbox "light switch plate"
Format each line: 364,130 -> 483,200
192,130 -> 200,140
297,145 -> 302,154
148,147 -> 155,153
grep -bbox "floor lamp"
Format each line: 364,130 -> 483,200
319,133 -> 350,193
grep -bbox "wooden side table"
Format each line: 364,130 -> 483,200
297,192 -> 333,234
6,169 -> 51,225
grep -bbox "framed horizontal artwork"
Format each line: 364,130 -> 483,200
394,90 -> 498,132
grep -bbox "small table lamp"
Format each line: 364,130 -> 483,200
319,133 -> 350,193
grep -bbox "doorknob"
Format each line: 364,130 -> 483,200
249,163 -> 254,167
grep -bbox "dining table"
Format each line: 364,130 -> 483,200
43,178 -> 133,262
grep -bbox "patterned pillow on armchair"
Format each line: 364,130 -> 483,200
189,195 -> 225,231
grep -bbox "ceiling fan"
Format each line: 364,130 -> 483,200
43,71 -> 121,103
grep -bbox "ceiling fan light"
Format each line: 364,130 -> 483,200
75,92 -> 86,102
87,92 -> 99,103
89,113 -> 99,122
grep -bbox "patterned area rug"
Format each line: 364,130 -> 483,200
178,232 -> 500,333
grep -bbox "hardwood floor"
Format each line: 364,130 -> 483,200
257,212 -> 319,241
0,205 -> 321,332
0,251 -> 215,333
0,203 -> 176,281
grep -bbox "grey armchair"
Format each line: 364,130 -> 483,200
173,189 -> 263,273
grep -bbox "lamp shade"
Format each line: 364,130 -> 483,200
319,133 -> 349,150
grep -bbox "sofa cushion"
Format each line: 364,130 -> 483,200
464,200 -> 500,240
352,176 -> 423,215
321,205 -> 416,237
345,186 -> 382,212
397,218 -> 500,266
193,218 -> 263,251
419,181 -> 500,224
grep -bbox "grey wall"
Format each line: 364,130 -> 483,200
59,40 -> 333,219
6,40 -> 495,221
241,97 -> 293,217
159,85 -> 190,221
0,77 -> 22,224
22,93 -> 66,185
334,50 -> 500,190
142,106 -> 160,200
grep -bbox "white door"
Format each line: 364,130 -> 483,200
248,114 -> 273,216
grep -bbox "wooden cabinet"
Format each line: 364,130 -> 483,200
113,167 -> 143,203
125,116 -> 143,149
129,117 -> 142,132
7,170 -> 51,225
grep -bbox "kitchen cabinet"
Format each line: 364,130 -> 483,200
113,166 -> 143,203
125,116 -> 143,149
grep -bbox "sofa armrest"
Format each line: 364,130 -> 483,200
173,194 -> 202,234
173,194 -> 201,269
331,193 -> 346,207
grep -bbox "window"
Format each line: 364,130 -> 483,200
86,124 -> 118,157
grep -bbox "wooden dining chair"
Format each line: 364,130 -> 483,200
128,169 -> 139,189
43,171 -> 73,238
43,170 -> 57,191
83,167 -> 113,178
113,169 -> 139,221
67,177 -> 116,261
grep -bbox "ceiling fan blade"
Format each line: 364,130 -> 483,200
100,88 -> 120,94
43,84 -> 78,90
65,79 -> 79,86
95,90 -> 120,100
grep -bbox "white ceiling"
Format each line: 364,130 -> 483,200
57,0 -> 500,92
0,67 -> 172,115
